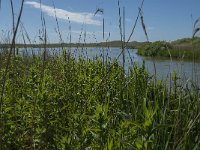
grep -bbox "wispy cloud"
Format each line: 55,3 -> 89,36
25,1 -> 101,26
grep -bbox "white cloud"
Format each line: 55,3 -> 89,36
25,1 -> 101,26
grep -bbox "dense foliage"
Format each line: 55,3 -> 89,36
137,40 -> 200,60
137,41 -> 172,57
0,49 -> 200,150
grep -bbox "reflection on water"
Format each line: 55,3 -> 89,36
20,47 -> 200,86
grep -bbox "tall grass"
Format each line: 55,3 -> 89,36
0,0 -> 200,149
0,50 -> 199,149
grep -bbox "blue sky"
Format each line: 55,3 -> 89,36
0,0 -> 200,43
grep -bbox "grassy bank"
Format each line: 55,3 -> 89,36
0,49 -> 199,149
137,40 -> 200,60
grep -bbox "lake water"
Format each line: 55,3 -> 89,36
23,47 -> 200,87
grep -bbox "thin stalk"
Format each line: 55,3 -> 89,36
52,0 -> 65,51
10,0 -> 15,33
10,0 -> 16,56
117,0 -> 125,73
0,0 -> 25,148
123,6 -> 126,73
125,0 -> 144,45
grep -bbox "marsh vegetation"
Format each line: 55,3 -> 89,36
137,38 -> 200,60
0,50 -> 200,149
0,0 -> 200,149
